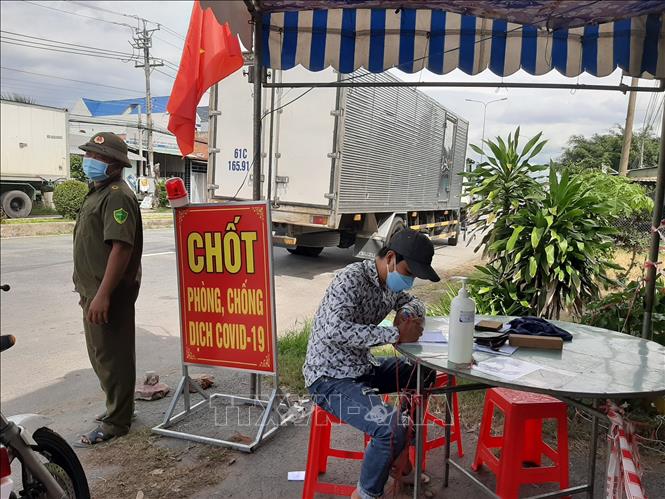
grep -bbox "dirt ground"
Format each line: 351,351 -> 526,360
76,382 -> 665,499
71,253 -> 665,498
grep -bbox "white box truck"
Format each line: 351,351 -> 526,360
0,100 -> 69,218
211,66 -> 468,258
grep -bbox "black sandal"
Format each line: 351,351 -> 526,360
75,426 -> 115,447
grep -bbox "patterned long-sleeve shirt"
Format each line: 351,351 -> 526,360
303,259 -> 425,387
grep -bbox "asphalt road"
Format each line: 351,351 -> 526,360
0,229 -> 479,429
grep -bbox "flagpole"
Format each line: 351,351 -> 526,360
250,5 -> 263,399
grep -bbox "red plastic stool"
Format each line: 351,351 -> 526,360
471,388 -> 569,498
364,373 -> 464,471
302,405 -> 365,498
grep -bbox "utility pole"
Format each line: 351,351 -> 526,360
137,104 -> 144,174
619,77 -> 639,176
132,20 -> 163,183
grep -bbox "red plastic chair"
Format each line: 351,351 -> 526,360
471,388 -> 570,498
302,405 -> 365,498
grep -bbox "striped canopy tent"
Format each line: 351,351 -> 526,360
259,5 -> 665,78
207,1 -> 665,78
207,0 -> 665,338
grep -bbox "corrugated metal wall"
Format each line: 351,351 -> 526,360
448,118 -> 468,208
336,71 -> 467,214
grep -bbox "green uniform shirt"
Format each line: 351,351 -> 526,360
73,179 -> 143,298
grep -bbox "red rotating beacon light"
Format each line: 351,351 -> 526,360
165,177 -> 189,208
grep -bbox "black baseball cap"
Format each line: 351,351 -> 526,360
387,229 -> 440,282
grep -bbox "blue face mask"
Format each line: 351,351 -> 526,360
82,157 -> 109,182
386,258 -> 415,293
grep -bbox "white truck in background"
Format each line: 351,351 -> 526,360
0,100 -> 69,218
210,66 -> 468,258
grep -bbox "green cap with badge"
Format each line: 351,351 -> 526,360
79,132 -> 132,168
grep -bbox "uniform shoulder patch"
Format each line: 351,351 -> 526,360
113,208 -> 128,224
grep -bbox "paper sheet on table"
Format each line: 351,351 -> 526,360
418,331 -> 448,343
471,356 -> 541,380
418,332 -> 517,356
474,344 -> 518,356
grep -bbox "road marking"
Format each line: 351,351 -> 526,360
143,251 -> 175,257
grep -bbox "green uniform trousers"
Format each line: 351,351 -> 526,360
81,286 -> 138,436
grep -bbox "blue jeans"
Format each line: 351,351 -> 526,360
308,358 -> 435,498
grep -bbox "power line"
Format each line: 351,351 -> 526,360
0,75 -> 132,96
0,66 -> 144,93
66,0 -> 186,41
0,30 -> 134,57
153,68 -> 176,80
154,35 -> 181,50
158,25 -> 186,41
23,1 -> 135,30
0,39 -> 136,62
67,0 -> 140,22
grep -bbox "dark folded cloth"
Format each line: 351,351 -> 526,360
506,317 -> 573,341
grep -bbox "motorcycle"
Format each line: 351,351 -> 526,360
0,284 -> 90,499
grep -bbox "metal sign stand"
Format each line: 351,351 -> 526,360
152,367 -> 294,452
152,203 -> 296,452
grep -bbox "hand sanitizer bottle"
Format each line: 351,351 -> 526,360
448,277 -> 475,366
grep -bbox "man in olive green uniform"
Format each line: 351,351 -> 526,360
74,132 -> 143,445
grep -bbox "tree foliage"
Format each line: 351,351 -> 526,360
1,93 -> 37,104
464,127 -> 548,259
464,128 -> 621,319
558,126 -> 660,172
573,169 -> 653,218
69,155 -> 87,183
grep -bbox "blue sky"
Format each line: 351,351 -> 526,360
1,1 -> 661,165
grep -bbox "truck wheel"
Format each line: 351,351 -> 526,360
1,190 -> 32,218
287,246 -> 324,257
387,217 -> 405,242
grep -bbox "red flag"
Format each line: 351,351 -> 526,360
167,0 -> 243,156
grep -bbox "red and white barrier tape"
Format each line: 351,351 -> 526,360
605,400 -> 647,499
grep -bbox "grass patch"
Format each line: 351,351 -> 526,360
30,203 -> 59,216
427,281 -> 462,317
277,321 -> 401,393
277,321 -> 312,393
1,217 -> 69,224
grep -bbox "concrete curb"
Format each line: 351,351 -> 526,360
0,218 -> 173,238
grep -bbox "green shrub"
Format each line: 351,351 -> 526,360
464,129 -> 621,319
53,180 -> 88,219
155,179 -> 169,208
581,277 -> 665,345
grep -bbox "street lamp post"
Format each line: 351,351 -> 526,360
465,97 -> 508,161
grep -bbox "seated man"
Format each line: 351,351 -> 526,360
304,229 -> 441,499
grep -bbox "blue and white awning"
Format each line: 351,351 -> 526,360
261,9 -> 665,78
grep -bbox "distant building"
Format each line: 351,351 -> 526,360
196,106 -> 209,132
69,96 -> 209,202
